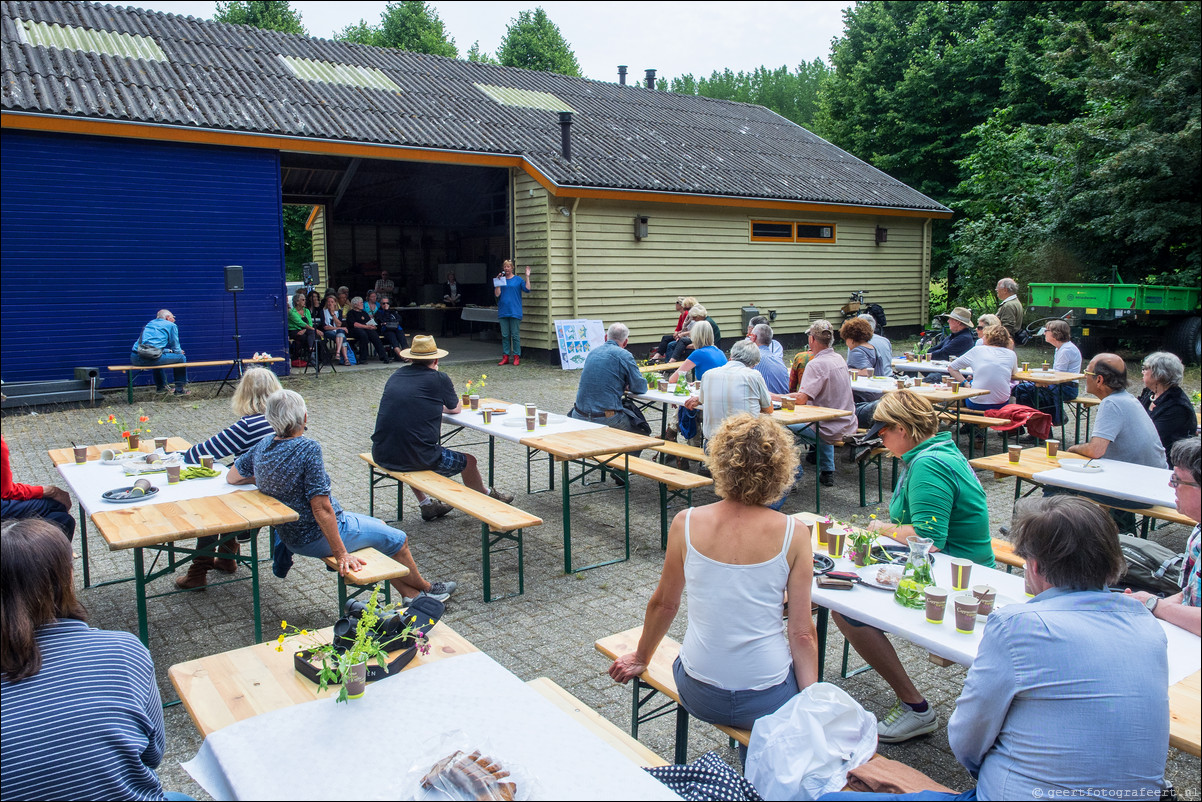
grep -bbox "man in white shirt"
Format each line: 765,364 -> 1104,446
685,339 -> 772,441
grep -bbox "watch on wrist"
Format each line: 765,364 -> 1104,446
1144,596 -> 1159,614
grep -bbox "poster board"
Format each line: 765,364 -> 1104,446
554,319 -> 604,370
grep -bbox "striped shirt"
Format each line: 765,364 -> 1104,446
0,619 -> 166,801
181,414 -> 273,464
700,361 -> 772,440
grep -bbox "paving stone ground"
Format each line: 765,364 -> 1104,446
3,340 -> 1198,800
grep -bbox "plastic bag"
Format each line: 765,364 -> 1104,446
395,730 -> 539,801
744,682 -> 877,800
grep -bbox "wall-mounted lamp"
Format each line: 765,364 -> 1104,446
558,206 -> 572,218
634,215 -> 649,240
875,226 -> 888,244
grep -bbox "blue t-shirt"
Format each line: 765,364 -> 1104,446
234,436 -> 343,548
497,276 -> 529,319
689,345 -> 727,378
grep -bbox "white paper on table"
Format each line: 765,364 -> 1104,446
1036,459 -> 1175,509
56,461 -> 255,518
444,407 -> 600,444
182,652 -> 680,801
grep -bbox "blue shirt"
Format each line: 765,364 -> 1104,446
131,317 -> 182,353
497,276 -> 529,319
948,587 -> 1168,800
929,327 -> 974,362
235,436 -> 343,548
0,619 -> 166,801
755,345 -> 790,393
573,341 -> 647,415
688,345 -> 727,378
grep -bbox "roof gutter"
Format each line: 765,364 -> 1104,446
2,111 -> 952,219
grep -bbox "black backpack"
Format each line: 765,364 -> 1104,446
1115,534 -> 1183,595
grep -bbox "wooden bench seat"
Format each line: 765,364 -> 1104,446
1065,396 -> 1101,444
526,677 -> 669,767
359,454 -> 542,601
321,546 -> 410,609
108,357 -> 284,403
991,537 -> 1025,572
590,453 -> 713,548
649,440 -> 708,466
595,626 -> 751,763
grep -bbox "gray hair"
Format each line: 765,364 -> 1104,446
691,320 -> 714,348
807,319 -> 834,347
729,338 -> 761,367
1171,437 -> 1201,486
689,304 -> 708,321
752,323 -> 774,346
977,313 -> 1001,329
292,291 -> 306,308
337,286 -> 349,294
1142,351 -> 1183,388
350,296 -> 363,305
998,277 -> 1019,294
749,315 -> 769,329
156,309 -> 172,319
857,313 -> 877,329
607,322 -> 630,343
264,389 -> 307,437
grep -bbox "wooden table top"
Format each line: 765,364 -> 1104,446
770,405 -> 856,426
169,621 -> 478,737
639,361 -> 684,374
91,491 -> 297,550
521,427 -> 663,461
969,447 -> 1063,481
1013,369 -> 1085,385
47,437 -> 193,466
1169,670 -> 1201,757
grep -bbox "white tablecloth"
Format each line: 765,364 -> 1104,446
892,359 -> 971,376
182,652 -> 679,801
56,460 -> 253,518
444,405 -> 600,445
1036,459 -> 1176,508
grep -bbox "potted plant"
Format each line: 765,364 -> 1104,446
463,374 -> 487,407
98,410 -> 151,450
278,584 -> 429,703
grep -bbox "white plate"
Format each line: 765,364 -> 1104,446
854,564 -> 902,591
1057,459 -> 1103,474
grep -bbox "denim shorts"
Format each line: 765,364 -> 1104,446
672,656 -> 798,730
286,511 -> 406,558
432,447 -> 468,477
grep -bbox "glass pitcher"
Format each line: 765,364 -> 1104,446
894,536 -> 935,609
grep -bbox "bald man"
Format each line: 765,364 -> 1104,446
1068,353 -> 1165,468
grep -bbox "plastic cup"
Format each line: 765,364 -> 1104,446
538,411 -> 548,427
525,403 -> 537,417
815,518 -> 830,546
972,584 -> 997,617
1045,440 -> 1059,458
954,595 -> 980,633
201,456 -> 214,469
924,586 -> 949,624
481,409 -> 493,424
950,557 -> 973,591
1008,445 -> 1022,463
827,529 -> 847,559
469,395 -> 480,411
166,465 -> 181,484
73,446 -> 88,464
525,415 -> 536,432
155,437 -> 169,450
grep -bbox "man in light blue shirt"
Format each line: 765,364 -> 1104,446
129,309 -> 189,395
751,324 -> 789,394
569,323 -> 648,452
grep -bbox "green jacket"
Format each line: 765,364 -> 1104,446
889,432 -> 995,567
288,308 -> 312,333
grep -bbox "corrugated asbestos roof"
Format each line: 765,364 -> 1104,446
0,0 -> 950,212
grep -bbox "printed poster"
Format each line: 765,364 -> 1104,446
554,319 -> 604,370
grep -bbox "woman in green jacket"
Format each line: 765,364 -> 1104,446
835,389 -> 994,746
287,291 -> 316,359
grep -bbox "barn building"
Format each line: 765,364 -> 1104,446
1,0 -> 950,386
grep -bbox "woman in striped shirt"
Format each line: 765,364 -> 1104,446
1,518 -> 174,801
175,367 -> 282,590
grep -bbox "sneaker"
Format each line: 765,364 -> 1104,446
488,487 -> 515,504
805,449 -> 818,465
420,499 -> 454,521
405,581 -> 458,605
877,700 -> 939,744
820,470 -> 835,487
173,388 -> 192,397
1017,433 -> 1037,445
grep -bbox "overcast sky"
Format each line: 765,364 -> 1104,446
127,1 -> 850,81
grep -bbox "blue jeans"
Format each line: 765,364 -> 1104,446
286,512 -> 407,559
964,398 -> 1006,412
819,790 -> 976,801
130,351 -> 187,392
0,497 -> 76,539
674,656 -> 798,763
499,317 -> 521,355
788,424 -> 835,471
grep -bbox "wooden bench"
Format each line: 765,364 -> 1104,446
359,454 -> 542,602
596,627 -> 751,764
527,677 -> 669,767
321,546 -> 410,610
991,537 -> 1025,572
650,440 -> 708,468
939,411 -> 1009,459
1066,396 -> 1100,444
107,357 -> 284,404
590,453 -> 713,548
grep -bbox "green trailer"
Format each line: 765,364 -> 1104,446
1028,282 -> 1201,364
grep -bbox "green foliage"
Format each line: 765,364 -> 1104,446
335,1 -> 457,57
466,41 -> 499,65
668,59 -> 830,130
282,205 -> 312,281
213,1 -> 305,35
496,8 -> 581,77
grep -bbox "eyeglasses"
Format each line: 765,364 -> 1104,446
1169,475 -> 1200,489
976,325 -> 985,330
1082,370 -> 1098,377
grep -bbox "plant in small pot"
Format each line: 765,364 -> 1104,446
98,410 -> 151,450
278,584 -> 430,703
463,374 -> 487,407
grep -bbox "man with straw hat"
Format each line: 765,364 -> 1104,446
927,306 -> 976,363
371,335 -> 514,521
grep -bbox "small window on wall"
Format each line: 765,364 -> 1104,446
749,220 -> 836,244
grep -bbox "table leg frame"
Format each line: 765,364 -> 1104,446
482,523 -> 524,602
561,454 -> 632,574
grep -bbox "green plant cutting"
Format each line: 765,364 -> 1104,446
673,376 -> 691,395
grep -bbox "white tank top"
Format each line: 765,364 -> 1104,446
678,508 -> 793,691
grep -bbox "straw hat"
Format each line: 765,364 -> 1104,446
399,334 -> 448,360
943,307 -> 974,327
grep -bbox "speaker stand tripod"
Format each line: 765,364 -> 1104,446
216,290 -> 244,397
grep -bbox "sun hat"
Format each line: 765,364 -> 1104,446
399,334 -> 449,360
943,307 -> 974,327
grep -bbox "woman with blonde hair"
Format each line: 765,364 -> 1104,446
175,368 -> 282,590
651,296 -> 697,363
609,414 -> 816,755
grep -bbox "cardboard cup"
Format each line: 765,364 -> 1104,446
133,478 -> 152,492
950,381 -> 961,394
101,448 -> 117,461
972,584 -> 997,617
1008,445 -> 1023,463
914,375 -> 923,387
782,397 -> 796,411
815,518 -> 830,546
1045,440 -> 1059,458
525,403 -> 537,416
658,378 -> 667,391
950,557 -> 973,591
954,594 -> 980,633
827,529 -> 847,559
155,437 -> 169,450
1021,362 -> 1030,372
166,465 -> 181,484
201,456 -> 214,469
461,393 -> 470,407
525,415 -> 536,432
538,411 -> 548,426
73,446 -> 88,464
924,586 -> 949,624
481,409 -> 493,424
127,434 -> 140,449
469,395 -> 480,410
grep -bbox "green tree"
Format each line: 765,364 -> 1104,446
282,206 -> 313,281
213,1 -> 306,35
466,41 -> 499,65
334,1 -> 457,57
496,8 -> 582,77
